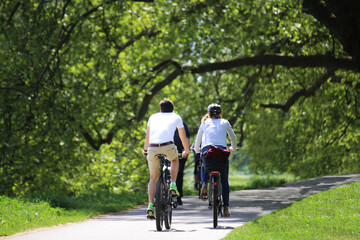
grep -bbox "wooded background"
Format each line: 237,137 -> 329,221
1,0 -> 359,196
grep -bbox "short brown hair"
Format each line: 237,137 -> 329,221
159,99 -> 174,112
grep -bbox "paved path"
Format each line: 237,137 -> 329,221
3,174 -> 360,240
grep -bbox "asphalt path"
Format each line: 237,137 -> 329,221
3,174 -> 360,240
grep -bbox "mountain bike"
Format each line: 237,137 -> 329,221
154,154 -> 177,231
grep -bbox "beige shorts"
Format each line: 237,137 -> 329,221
147,144 -> 178,172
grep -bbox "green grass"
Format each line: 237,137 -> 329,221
0,191 -> 147,236
223,181 -> 360,240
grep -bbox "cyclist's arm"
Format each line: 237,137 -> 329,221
226,122 -> 237,152
184,123 -> 191,151
178,127 -> 190,157
194,125 -> 204,154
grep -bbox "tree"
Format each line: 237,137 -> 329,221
1,0 -> 359,195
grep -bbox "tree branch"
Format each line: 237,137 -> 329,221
323,115 -> 359,149
260,69 -> 335,112
136,68 -> 183,121
36,3 -> 104,87
82,54 -> 354,150
302,0 -> 360,68
114,28 -> 160,54
187,54 -> 357,73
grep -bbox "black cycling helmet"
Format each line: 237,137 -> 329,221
207,103 -> 222,115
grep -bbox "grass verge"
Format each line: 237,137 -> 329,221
223,181 -> 360,240
0,191 -> 147,236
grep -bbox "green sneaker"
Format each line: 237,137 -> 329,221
170,183 -> 180,197
146,203 -> 155,219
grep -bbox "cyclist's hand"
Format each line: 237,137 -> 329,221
229,146 -> 234,153
181,150 -> 189,158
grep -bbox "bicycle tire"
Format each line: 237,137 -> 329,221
212,175 -> 219,228
164,173 -> 172,229
155,179 -> 164,231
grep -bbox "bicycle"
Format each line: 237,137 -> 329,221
207,168 -> 223,228
154,154 -> 177,231
202,146 -> 230,228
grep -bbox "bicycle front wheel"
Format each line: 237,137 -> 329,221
155,179 -> 164,231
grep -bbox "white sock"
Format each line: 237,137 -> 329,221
171,182 -> 176,186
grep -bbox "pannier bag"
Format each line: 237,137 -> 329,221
203,145 -> 230,172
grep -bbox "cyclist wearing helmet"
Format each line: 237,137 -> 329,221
194,103 -> 237,217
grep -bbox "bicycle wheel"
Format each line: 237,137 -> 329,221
212,175 -> 219,228
155,179 -> 164,231
164,178 -> 172,229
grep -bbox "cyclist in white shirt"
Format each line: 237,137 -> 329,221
194,103 -> 237,217
143,99 -> 190,219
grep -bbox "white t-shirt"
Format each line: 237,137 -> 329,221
147,112 -> 184,144
194,118 -> 237,153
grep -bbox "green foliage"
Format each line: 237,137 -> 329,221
246,69 -> 360,178
1,0 -> 359,196
224,181 -> 360,240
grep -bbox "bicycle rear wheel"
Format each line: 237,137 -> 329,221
155,179 -> 164,231
212,175 -> 219,228
164,179 -> 172,229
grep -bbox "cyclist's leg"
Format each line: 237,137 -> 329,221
176,157 -> 186,197
220,161 -> 229,206
161,144 -> 179,182
194,153 -> 200,190
200,162 -> 209,199
148,169 -> 159,203
162,144 -> 180,196
170,157 -> 179,182
200,147 -> 210,185
220,161 -> 231,217
147,147 -> 161,204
